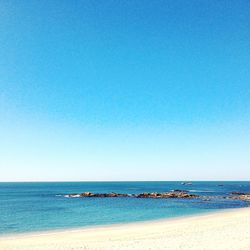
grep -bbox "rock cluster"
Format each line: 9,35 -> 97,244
65,191 -> 199,199
136,192 -> 198,198
64,190 -> 250,202
231,192 -> 248,195
230,192 -> 250,201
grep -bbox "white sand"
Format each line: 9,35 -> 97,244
0,208 -> 250,250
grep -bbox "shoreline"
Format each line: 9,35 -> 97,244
0,208 -> 218,238
1,207 -> 250,249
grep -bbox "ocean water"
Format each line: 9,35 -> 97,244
0,181 -> 249,235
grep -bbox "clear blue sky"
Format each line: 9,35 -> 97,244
0,0 -> 250,181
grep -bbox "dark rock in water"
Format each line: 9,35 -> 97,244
137,192 -> 151,198
134,191 -> 199,199
231,192 -> 248,195
229,195 -> 250,201
135,191 -> 199,199
217,184 -> 224,186
80,192 -> 94,197
229,192 -> 250,201
66,191 -> 199,199
84,192 -> 131,198
64,191 -> 250,201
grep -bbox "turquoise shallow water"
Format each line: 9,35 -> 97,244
0,181 -> 249,235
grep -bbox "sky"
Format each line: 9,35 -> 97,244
0,0 -> 250,181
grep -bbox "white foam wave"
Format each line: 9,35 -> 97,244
189,190 -> 214,193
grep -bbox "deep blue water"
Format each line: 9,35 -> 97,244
0,181 -> 249,235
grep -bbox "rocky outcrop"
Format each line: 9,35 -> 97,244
230,195 -> 250,201
65,191 -> 199,199
136,192 -> 198,198
64,190 -> 250,202
65,192 -> 130,198
230,192 -> 250,201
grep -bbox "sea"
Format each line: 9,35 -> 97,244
0,181 -> 249,235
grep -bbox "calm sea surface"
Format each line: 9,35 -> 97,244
0,181 -> 249,235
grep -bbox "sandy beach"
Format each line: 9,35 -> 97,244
0,207 -> 250,250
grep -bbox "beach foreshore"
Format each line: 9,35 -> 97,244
0,207 -> 250,250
